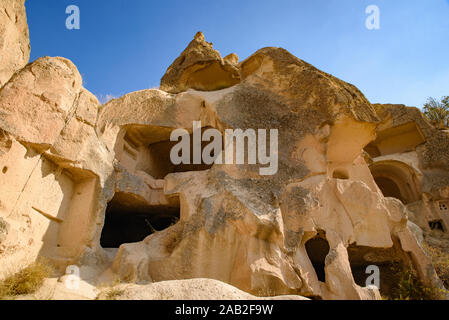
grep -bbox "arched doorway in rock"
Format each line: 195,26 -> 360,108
305,230 -> 330,283
374,176 -> 404,203
369,161 -> 421,204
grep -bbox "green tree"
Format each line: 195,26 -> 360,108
423,96 -> 449,129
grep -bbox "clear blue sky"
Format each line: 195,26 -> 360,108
26,0 -> 449,107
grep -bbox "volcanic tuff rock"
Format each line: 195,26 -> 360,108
1,1 -> 449,300
16,277 -> 310,300
0,0 -> 30,87
160,32 -> 240,93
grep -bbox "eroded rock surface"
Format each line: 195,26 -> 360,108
0,55 -> 114,276
160,32 -> 240,93
1,3 -> 448,300
0,0 -> 30,87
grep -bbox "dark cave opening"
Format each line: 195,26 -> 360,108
429,220 -> 444,232
122,127 -> 218,180
143,138 -> 214,179
100,193 -> 180,248
347,244 -> 404,297
305,232 -> 330,283
333,169 -> 349,180
374,176 -> 405,203
369,161 -> 422,205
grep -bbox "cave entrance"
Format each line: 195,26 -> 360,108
369,161 -> 421,205
142,138 -> 214,179
347,244 -> 405,297
116,126 -> 216,179
429,220 -> 444,232
374,177 -> 405,203
305,231 -> 330,283
100,193 -> 180,248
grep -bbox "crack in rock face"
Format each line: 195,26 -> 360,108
0,2 -> 448,300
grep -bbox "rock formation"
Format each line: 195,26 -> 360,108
160,31 -> 240,93
1,2 -> 448,300
0,0 -> 30,87
367,104 -> 449,238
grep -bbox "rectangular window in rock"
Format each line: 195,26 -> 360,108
100,192 -> 180,248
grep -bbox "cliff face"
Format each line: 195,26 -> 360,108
0,3 -> 448,300
0,0 -> 30,88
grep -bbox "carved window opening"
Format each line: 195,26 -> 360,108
100,193 -> 180,248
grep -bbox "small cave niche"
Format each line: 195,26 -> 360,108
119,126 -> 216,180
364,122 -> 426,158
141,137 -> 214,179
305,231 -> 330,283
332,169 -> 349,180
374,176 -> 405,203
100,193 -> 180,248
364,143 -> 381,159
429,220 -> 444,232
370,161 -> 421,205
347,244 -> 404,297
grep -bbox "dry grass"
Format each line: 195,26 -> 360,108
393,267 -> 442,300
104,286 -> 126,300
423,242 -> 449,289
384,260 -> 447,300
0,260 -> 52,300
255,286 -> 277,298
96,279 -> 126,300
380,239 -> 449,300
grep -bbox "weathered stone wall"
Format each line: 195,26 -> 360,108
0,0 -> 30,88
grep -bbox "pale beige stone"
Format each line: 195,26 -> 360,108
0,0 -> 30,87
160,32 -> 240,93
